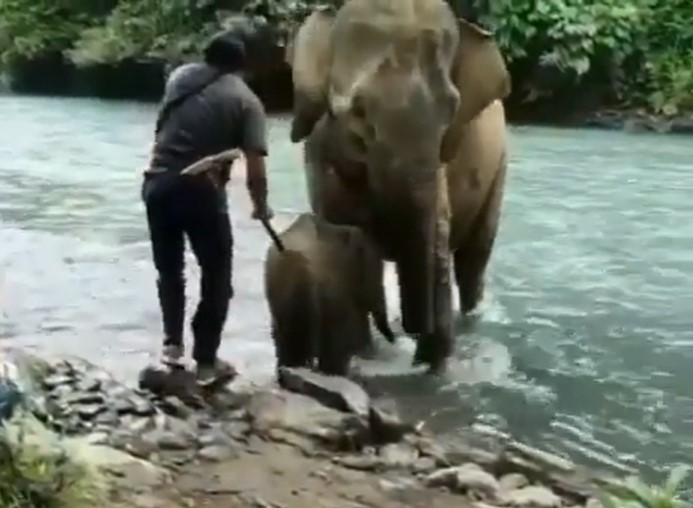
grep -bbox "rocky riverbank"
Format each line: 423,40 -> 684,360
1,347 -> 625,508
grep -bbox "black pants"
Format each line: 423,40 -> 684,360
142,172 -> 233,366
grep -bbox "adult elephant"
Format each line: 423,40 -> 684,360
286,0 -> 511,373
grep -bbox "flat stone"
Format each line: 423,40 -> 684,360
378,442 -> 419,469
198,429 -> 234,448
67,392 -> 104,405
502,486 -> 562,508
246,389 -> 369,451
335,454 -> 382,471
425,467 -> 459,489
500,473 -> 530,492
278,367 -> 371,419
131,398 -> 156,417
198,445 -> 237,462
77,377 -> 101,393
76,404 -> 106,420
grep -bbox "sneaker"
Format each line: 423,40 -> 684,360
161,344 -> 185,368
195,359 -> 237,388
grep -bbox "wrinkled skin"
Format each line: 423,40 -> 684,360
287,0 -> 511,373
264,213 -> 395,377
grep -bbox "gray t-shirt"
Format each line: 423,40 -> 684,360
150,62 -> 268,174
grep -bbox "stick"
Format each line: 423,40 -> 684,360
260,216 -> 285,252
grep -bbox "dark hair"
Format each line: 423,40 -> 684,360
204,30 -> 247,72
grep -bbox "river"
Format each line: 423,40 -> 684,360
1,95 -> 692,488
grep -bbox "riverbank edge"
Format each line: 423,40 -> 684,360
2,60 -> 692,136
0,347 -> 641,508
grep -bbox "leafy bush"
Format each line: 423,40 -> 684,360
68,0 -> 221,66
0,0 -> 113,65
0,417 -> 104,508
600,465 -> 691,508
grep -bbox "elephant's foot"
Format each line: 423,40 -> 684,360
459,279 -> 485,315
412,333 -> 452,375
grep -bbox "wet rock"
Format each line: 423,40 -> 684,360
246,389 -> 369,451
278,367 -> 370,419
369,398 -> 414,444
378,442 -> 419,469
502,486 -> 562,508
67,392 -> 104,405
198,428 -> 234,448
43,374 -> 74,390
500,473 -> 530,492
77,376 -> 101,393
671,116 -> 693,135
198,444 -> 237,462
424,466 -> 459,488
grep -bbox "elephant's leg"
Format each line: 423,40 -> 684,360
453,162 -> 507,314
317,306 -> 353,376
272,316 -> 311,371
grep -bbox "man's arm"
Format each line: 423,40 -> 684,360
240,95 -> 272,219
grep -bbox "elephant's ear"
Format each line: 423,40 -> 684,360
288,8 -> 336,143
451,19 -> 511,124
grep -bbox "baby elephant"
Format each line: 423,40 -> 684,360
264,213 -> 395,376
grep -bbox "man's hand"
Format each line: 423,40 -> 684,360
252,205 -> 274,220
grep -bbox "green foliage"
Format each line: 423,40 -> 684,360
68,0 -> 220,66
479,0 -> 692,114
599,465 -> 691,508
0,418 -> 104,508
0,0 -> 111,65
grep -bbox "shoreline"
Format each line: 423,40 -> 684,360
1,347 -> 627,508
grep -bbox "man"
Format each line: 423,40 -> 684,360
141,30 -> 273,387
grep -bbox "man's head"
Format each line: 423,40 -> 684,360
204,30 -> 247,73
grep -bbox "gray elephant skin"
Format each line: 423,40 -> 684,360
264,213 -> 395,376
286,0 -> 511,372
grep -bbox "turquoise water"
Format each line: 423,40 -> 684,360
1,95 -> 692,486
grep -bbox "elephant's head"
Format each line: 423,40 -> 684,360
288,0 -> 510,191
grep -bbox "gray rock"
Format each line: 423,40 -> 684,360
144,429 -> 195,451
424,467 -> 459,489
43,374 -> 74,390
335,454 -> 382,472
77,377 -> 101,393
378,442 -> 419,469
500,473 -> 530,492
369,399 -> 414,444
246,389 -> 369,451
159,396 -> 193,419
502,486 -> 562,508
413,437 -> 451,467
131,397 -> 156,417
413,457 -> 437,474
198,428 -> 234,448
223,420 -> 250,441
278,367 -> 371,419
425,463 -> 500,499
76,404 -> 106,420
454,463 -> 500,499
198,444 -> 237,462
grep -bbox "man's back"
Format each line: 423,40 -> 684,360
150,62 -> 267,174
